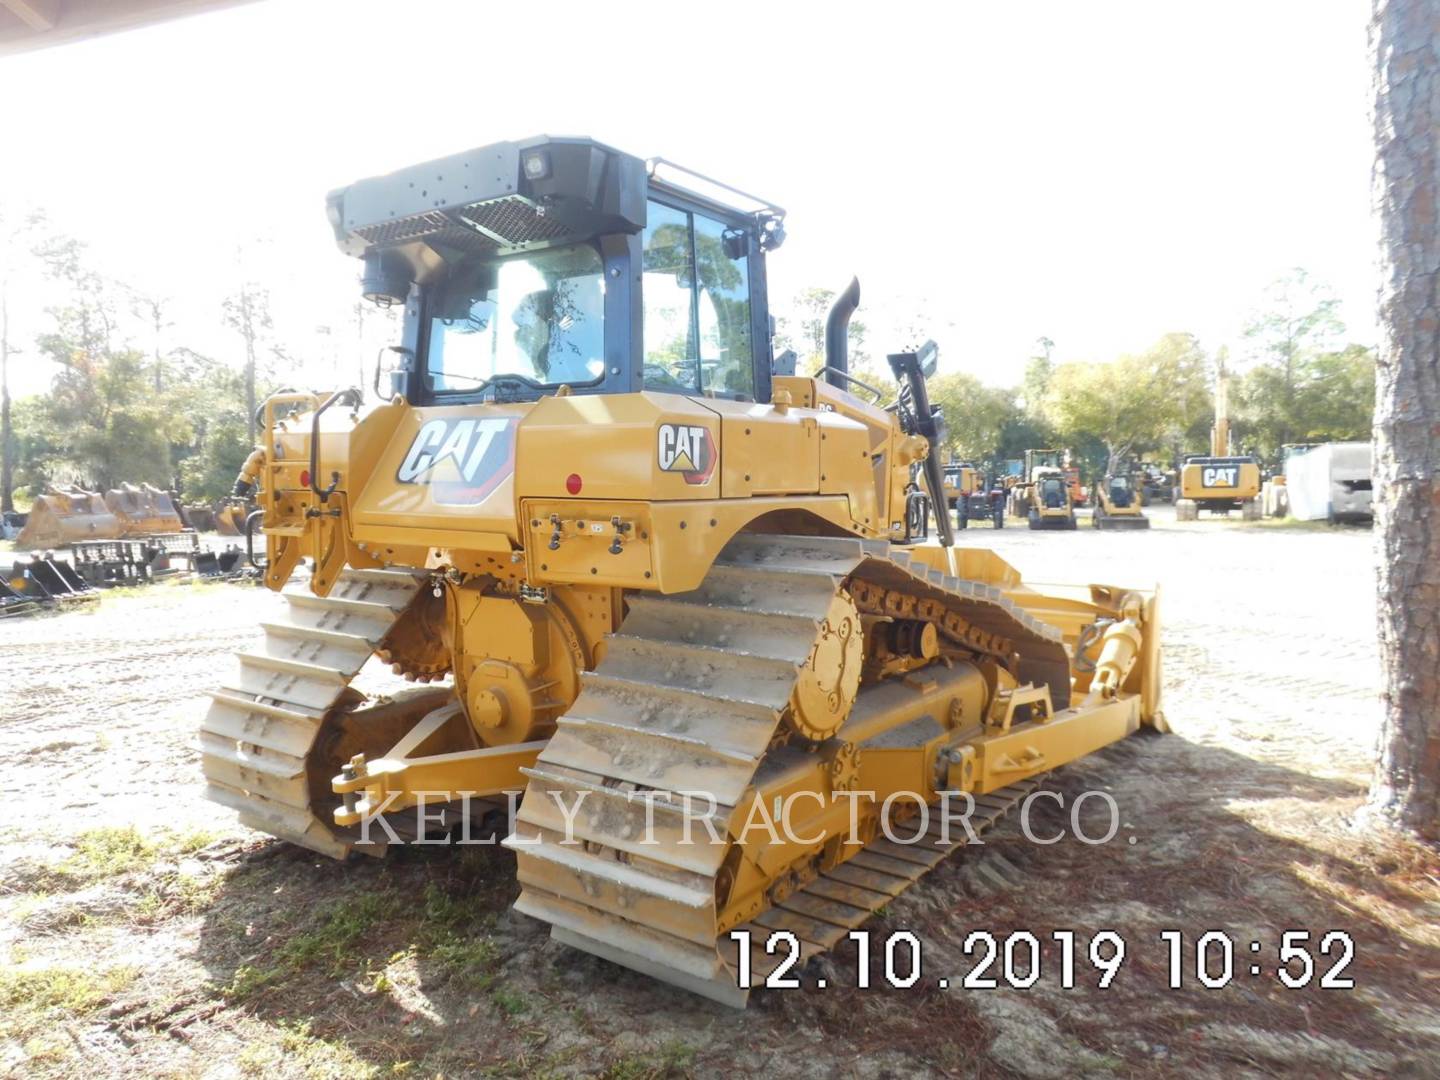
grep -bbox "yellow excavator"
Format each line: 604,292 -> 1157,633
1175,362 -> 1261,521
200,136 -> 1164,1006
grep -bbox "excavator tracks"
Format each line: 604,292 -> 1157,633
199,566 -> 430,859
508,534 -> 1071,1006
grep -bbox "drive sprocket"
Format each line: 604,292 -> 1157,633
374,586 -> 452,682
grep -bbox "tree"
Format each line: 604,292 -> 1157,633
223,283 -> 272,445
1367,0 -> 1440,841
129,290 -> 174,393
0,206 -> 46,512
1042,334 -> 1210,475
773,286 -> 870,373
929,374 -> 1017,462
1239,269 -> 1349,453
30,236 -> 193,489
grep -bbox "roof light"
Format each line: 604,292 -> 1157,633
522,150 -> 551,180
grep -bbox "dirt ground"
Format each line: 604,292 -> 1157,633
2,508 -> 1438,1079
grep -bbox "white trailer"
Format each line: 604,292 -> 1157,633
1285,442 -> 1373,523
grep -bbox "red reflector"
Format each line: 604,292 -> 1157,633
565,473 -> 583,495
299,469 -> 311,488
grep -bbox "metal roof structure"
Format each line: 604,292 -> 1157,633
0,0 -> 257,57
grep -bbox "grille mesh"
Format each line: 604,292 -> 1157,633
457,197 -> 571,245
355,211 -> 451,246
354,196 -> 570,251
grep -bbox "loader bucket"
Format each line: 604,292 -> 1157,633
183,506 -> 216,532
11,553 -> 99,607
14,487 -> 121,549
213,504 -> 247,536
104,483 -> 185,536
1093,512 -> 1150,530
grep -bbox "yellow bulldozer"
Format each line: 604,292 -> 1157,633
200,136 -> 1164,1006
1175,362 -> 1261,521
1007,449 -> 1077,529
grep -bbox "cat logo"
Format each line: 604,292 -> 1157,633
397,417 -> 515,504
1202,466 -> 1238,488
657,423 -> 716,485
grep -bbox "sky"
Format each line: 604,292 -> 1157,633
0,0 -> 1378,398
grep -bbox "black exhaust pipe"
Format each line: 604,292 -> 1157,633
824,277 -> 861,389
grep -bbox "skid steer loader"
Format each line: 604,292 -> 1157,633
1092,467 -> 1150,530
1008,449 -> 1077,529
200,136 -> 1164,1007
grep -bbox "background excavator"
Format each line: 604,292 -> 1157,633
201,135 -> 1164,1007
1175,362 -> 1261,520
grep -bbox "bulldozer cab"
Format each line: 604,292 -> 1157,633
330,137 -> 785,409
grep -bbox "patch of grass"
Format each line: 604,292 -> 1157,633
0,966 -> 137,1040
227,889 -> 406,1000
55,824 -> 218,885
429,933 -> 500,990
602,1041 -> 697,1080
238,1018 -> 383,1080
491,987 -> 530,1017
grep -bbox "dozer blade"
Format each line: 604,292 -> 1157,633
508,533 -> 1074,1006
199,566 -> 432,859
105,483 -> 185,536
15,487 -> 120,549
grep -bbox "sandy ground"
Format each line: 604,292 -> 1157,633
2,508 -> 1437,1079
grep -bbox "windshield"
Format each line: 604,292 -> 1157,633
426,244 -> 606,392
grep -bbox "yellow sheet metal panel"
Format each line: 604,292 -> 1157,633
705,398 -> 820,498
516,392 -> 720,502
350,403 -> 530,539
1180,460 -> 1261,500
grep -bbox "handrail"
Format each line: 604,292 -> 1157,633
307,388 -> 363,504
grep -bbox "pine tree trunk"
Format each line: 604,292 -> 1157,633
1,287 -> 12,515
1369,0 -> 1440,840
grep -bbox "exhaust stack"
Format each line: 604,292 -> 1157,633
824,277 -> 861,389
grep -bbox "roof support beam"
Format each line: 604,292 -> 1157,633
1,0 -> 60,31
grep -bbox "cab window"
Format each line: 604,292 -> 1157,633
641,200 -> 753,398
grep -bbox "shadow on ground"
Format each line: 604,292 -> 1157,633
182,729 -> 1440,1078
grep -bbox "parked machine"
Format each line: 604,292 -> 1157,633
941,462 -> 1004,528
1063,461 -> 1087,508
1175,363 -> 1261,520
200,135 -> 1164,1007
1091,467 -> 1150,530
1283,442 -> 1373,523
940,462 -> 978,510
956,469 -> 1005,529
1008,449 -> 1077,529
1138,462 -> 1174,506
